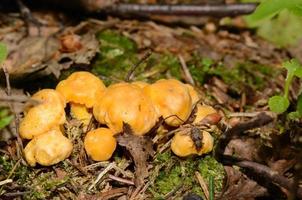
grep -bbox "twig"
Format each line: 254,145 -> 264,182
0,95 -> 38,104
3,67 -> 11,96
236,159 -> 302,199
228,112 -> 261,118
3,191 -> 30,197
125,50 -> 152,82
0,179 -> 12,186
108,174 -> 135,185
195,171 -> 209,200
88,162 -> 115,190
107,3 -> 258,17
215,112 -> 274,162
2,66 -> 23,157
178,54 -> 195,85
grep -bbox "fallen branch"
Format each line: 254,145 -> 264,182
215,112 -> 274,162
221,155 -> 302,199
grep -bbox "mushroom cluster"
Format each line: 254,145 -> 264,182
20,71 -> 221,166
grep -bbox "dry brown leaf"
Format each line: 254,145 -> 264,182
117,123 -> 154,187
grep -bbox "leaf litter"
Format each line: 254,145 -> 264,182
0,6 -> 301,200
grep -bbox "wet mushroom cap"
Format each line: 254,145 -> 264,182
84,128 -> 117,161
143,79 -> 192,127
193,104 -> 217,124
24,129 -> 73,166
56,71 -> 106,108
70,102 -> 92,126
93,82 -> 159,136
132,81 -> 149,89
185,84 -> 201,106
19,89 -> 66,139
171,130 -> 214,157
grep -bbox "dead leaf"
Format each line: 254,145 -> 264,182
117,123 -> 154,186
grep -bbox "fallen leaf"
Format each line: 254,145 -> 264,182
117,123 -> 154,186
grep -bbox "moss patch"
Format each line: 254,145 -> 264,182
150,152 -> 225,199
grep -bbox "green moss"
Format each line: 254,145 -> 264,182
92,30 -> 138,85
188,57 -> 278,94
198,156 -> 225,193
92,30 -> 182,84
150,153 -> 225,199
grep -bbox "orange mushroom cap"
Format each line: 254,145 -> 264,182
84,128 -> 116,161
56,71 -> 106,108
132,81 -> 149,89
143,79 -> 192,127
171,130 -> 214,157
24,129 -> 73,166
93,82 -> 159,136
19,89 -> 66,139
70,102 -> 92,127
185,84 -> 201,106
193,104 -> 217,124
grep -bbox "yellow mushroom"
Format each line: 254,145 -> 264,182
185,84 -> 201,106
193,104 -> 218,124
70,103 -> 92,126
132,81 -> 149,89
19,89 -> 66,139
171,130 -> 214,157
143,79 -> 192,127
56,71 -> 106,126
84,128 -> 116,161
93,82 -> 159,136
24,129 -> 73,166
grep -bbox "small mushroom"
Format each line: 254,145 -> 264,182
70,103 -> 92,126
24,129 -> 73,166
193,104 -> 219,124
171,130 -> 214,157
84,128 -> 116,161
132,81 -> 149,89
185,84 -> 201,106
143,79 -> 192,127
93,82 -> 159,136
19,89 -> 66,139
56,71 -> 106,126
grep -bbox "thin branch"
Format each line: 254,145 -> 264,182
108,174 -> 135,185
215,112 -> 274,162
220,154 -> 302,199
107,3 -> 258,17
178,54 -> 195,85
125,50 -> 152,82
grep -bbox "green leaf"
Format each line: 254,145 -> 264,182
0,42 -> 8,64
297,93 -> 302,115
287,111 -> 301,120
247,0 -> 302,24
0,115 -> 13,129
268,95 -> 290,114
283,59 -> 302,78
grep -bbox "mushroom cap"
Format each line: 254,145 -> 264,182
171,130 -> 214,157
70,103 -> 92,126
198,131 -> 214,155
185,84 -> 200,106
84,128 -> 116,161
193,104 -> 217,124
132,81 -> 149,89
19,89 -> 66,139
171,131 -> 196,157
24,129 -> 73,166
56,71 -> 106,108
143,79 -> 192,127
93,82 -> 159,136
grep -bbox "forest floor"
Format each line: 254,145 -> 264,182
0,2 -> 301,200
